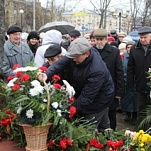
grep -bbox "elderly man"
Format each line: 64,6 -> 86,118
93,28 -> 124,131
38,37 -> 115,130
127,26 -> 151,124
1,25 -> 34,82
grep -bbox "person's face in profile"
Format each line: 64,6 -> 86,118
72,51 -> 90,64
47,54 -> 62,65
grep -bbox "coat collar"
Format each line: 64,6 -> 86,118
135,40 -> 151,49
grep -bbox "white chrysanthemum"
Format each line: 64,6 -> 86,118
29,85 -> 44,96
62,80 -> 75,98
26,109 -> 34,118
31,80 -> 41,87
43,99 -> 47,102
7,77 -> 18,87
51,102 -> 59,109
56,109 -> 62,117
13,67 -> 24,73
17,106 -> 22,114
25,66 -> 38,71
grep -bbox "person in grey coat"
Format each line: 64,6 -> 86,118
1,25 -> 34,82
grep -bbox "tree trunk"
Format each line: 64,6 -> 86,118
0,0 -> 5,66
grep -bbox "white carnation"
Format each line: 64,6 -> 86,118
51,102 -> 59,109
31,80 -> 41,87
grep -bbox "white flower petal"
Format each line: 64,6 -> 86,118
43,99 -> 47,102
17,106 -> 22,114
62,80 -> 75,98
31,80 -> 41,87
56,109 -> 62,117
51,102 -> 59,109
26,109 -> 34,118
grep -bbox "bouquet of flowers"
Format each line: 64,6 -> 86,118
0,63 -> 76,126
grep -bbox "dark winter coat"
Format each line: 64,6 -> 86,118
46,48 -> 115,115
93,43 -> 124,110
127,40 -> 151,94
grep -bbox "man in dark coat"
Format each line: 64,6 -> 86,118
38,37 -> 115,130
61,29 -> 81,50
93,28 -> 124,131
127,26 -> 151,124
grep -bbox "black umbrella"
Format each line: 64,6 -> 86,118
38,21 -> 75,35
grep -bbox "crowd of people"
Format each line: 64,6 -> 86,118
1,24 -> 151,131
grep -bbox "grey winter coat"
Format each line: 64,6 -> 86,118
1,39 -> 34,81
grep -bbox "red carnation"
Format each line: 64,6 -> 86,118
69,106 -> 76,118
16,71 -> 23,77
90,138 -> 98,146
21,74 -> 30,81
47,139 -> 55,149
7,76 -> 15,82
12,64 -> 20,70
52,75 -> 61,83
39,66 -> 48,72
68,96 -> 76,104
65,138 -> 73,146
12,84 -> 20,91
59,139 -> 67,149
53,83 -> 62,89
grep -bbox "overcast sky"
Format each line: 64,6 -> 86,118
39,0 -> 130,11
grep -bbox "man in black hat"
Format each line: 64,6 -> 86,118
43,44 -> 62,67
127,26 -> 151,125
61,29 -> 81,50
1,25 -> 34,82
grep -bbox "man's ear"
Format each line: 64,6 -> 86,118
85,51 -> 90,57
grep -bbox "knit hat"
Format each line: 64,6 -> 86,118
93,28 -> 108,38
108,36 -> 115,41
66,37 -> 91,58
27,31 -> 39,41
7,25 -> 22,35
44,44 -> 61,58
126,40 -> 135,48
122,36 -> 133,43
118,43 -> 126,50
69,30 -> 81,37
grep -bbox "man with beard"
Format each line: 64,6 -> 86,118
93,28 -> 124,131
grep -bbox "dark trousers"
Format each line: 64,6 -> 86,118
108,109 -> 116,131
85,108 -> 110,130
137,92 -> 150,114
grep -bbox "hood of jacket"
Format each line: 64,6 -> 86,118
42,30 -> 62,45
